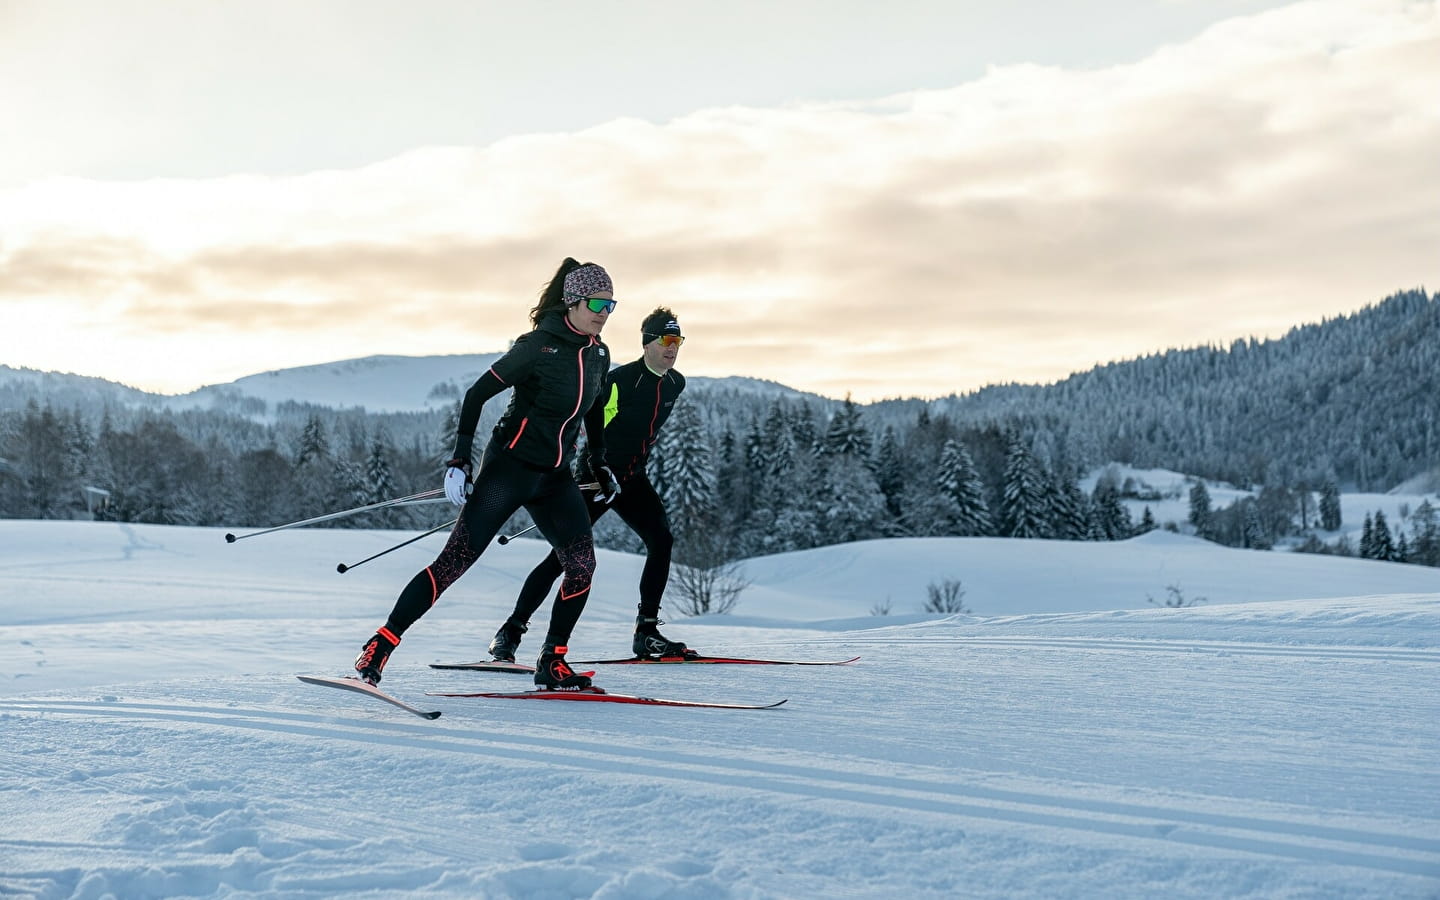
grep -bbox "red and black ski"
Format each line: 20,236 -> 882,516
426,687 -> 787,710
580,654 -> 861,667
430,654 -> 860,672
297,674 -> 442,719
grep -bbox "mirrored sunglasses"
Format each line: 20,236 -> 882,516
583,297 -> 617,314
647,334 -> 684,347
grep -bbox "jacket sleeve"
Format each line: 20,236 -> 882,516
452,335 -> 537,461
487,333 -> 539,385
451,370 -> 507,462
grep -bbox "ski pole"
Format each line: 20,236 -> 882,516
497,524 -> 535,545
495,482 -> 599,545
337,517 -> 458,573
224,489 -> 445,543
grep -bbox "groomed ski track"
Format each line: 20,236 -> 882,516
3,695 -> 1437,879
5,619 -> 1439,897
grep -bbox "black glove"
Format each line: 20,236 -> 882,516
573,453 -> 596,485
594,463 -> 621,505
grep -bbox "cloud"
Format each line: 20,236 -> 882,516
2,0 -> 1437,400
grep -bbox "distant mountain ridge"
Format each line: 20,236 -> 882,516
0,354 -> 821,417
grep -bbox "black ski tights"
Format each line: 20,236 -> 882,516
381,447 -> 595,647
508,472 -> 673,627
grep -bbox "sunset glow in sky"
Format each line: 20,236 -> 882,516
2,0 -> 1437,401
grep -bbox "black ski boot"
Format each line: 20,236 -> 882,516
632,616 -> 696,659
487,619 -> 528,662
534,644 -> 592,690
355,627 -> 400,685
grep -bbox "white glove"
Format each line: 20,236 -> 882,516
443,458 -> 473,507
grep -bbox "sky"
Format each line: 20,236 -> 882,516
3,502 -> 1439,896
1,0 -> 1437,402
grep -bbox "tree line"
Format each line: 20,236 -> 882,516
626,392 -> 1439,571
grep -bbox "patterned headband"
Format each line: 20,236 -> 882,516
562,264 -> 613,304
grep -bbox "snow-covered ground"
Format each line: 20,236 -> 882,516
2,519 -> 1438,898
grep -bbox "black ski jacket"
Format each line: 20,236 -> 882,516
452,311 -> 610,470
597,359 -> 686,481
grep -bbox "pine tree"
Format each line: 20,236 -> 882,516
329,457 -> 367,527
938,438 -> 992,536
793,403 -> 819,455
742,415 -> 767,475
1139,506 -> 1157,533
1092,475 -> 1133,540
364,431 -> 399,526
713,427 -> 750,520
1319,479 -> 1342,531
822,395 -> 870,460
774,447 -> 822,551
766,419 -> 797,489
295,415 -> 331,467
1371,510 -> 1396,561
63,409 -> 93,506
818,455 -> 886,544
1000,433 -> 1048,538
1189,481 -> 1213,539
1411,500 -> 1439,566
1360,513 -> 1375,558
1242,501 -> 1269,549
655,399 -> 716,525
872,426 -> 905,521
1059,477 -> 1094,540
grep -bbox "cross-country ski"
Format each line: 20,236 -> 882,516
429,654 -> 860,671
429,660 -> 536,673
427,687 -> 787,710
579,654 -> 861,666
297,674 -> 442,719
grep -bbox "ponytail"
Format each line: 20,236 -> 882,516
531,258 -> 583,327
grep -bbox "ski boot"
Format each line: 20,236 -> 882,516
487,619 -> 528,662
355,627 -> 400,685
632,616 -> 697,659
534,644 -> 592,690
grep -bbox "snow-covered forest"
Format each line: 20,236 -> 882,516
2,289 -> 1437,570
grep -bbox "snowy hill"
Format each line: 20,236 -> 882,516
2,519 -> 1438,897
173,353 -> 506,414
738,529 -> 1440,622
1,355 -> 820,416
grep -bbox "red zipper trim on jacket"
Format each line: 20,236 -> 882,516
647,377 -> 663,448
508,417 -> 529,449
554,317 -> 596,468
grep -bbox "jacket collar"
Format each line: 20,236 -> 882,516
537,309 -> 594,345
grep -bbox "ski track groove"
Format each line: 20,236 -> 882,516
838,636 -> 1440,663
3,698 -> 1437,878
